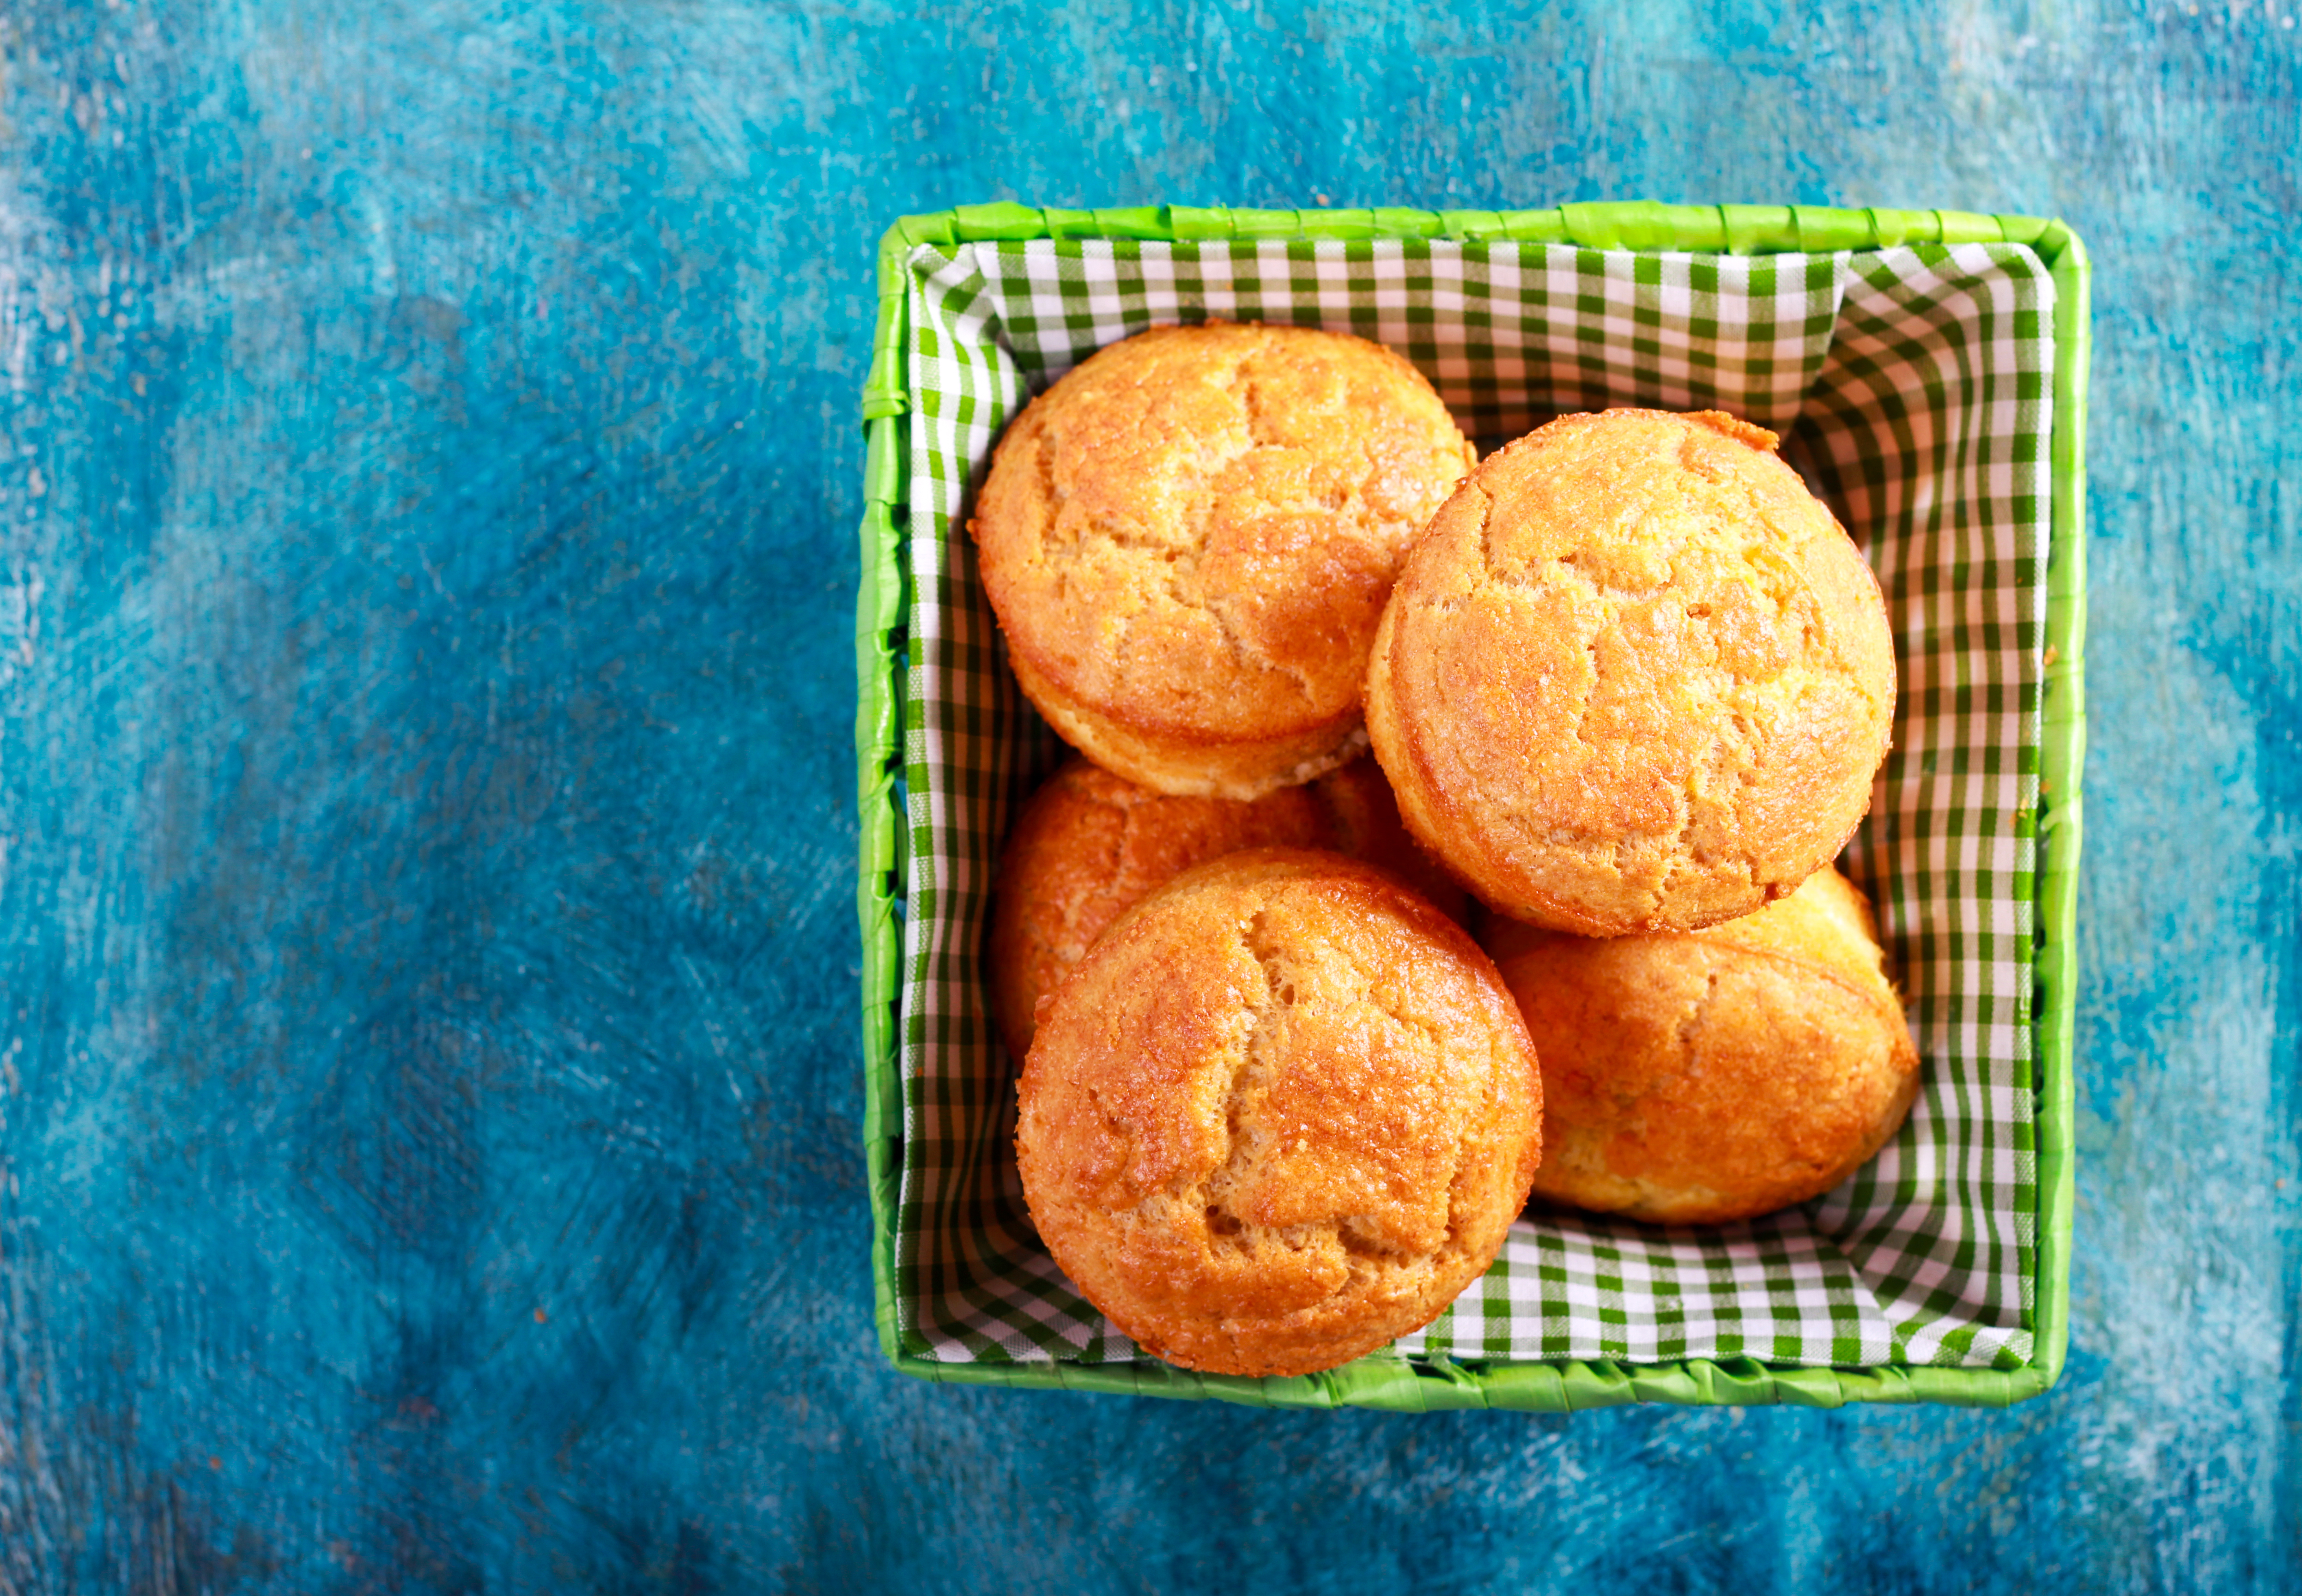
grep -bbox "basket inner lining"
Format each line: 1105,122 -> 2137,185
896,238 -> 2052,1372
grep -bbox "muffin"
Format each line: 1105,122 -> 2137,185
1310,757 -> 1465,914
1485,866 -> 1920,1225
1016,850 -> 1541,1376
987,756 -> 1467,1060
970,322 -> 1476,799
1364,407 -> 1898,935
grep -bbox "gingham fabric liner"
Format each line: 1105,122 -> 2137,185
897,238 -> 2051,1371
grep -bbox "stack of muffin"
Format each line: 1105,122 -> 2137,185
969,323 -> 1919,1378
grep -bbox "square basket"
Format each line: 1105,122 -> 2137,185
853,203 -> 2089,1411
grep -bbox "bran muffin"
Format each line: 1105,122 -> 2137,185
1364,407 -> 1898,935
1016,850 -> 1541,1377
987,756 -> 1467,1061
971,322 -> 1476,799
1486,866 -> 1920,1225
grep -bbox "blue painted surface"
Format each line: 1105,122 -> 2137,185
0,1 -> 2294,1589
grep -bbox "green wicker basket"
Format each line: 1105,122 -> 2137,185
854,202 -> 2088,1411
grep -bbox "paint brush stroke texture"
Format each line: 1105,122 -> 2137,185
0,1 -> 2296,1591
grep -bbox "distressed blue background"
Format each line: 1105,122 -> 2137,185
0,1 -> 2293,1590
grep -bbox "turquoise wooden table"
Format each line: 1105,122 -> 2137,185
1,3 -> 2293,1590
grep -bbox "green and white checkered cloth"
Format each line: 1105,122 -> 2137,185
896,238 -> 2051,1371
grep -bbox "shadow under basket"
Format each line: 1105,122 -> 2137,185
853,202 -> 2090,1412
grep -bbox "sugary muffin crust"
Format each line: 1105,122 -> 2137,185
1486,866 -> 1920,1225
971,322 -> 1475,799
1015,850 -> 1541,1376
1365,407 -> 1898,935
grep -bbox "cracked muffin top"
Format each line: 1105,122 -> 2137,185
987,756 -> 1469,1064
1365,407 -> 1898,936
1485,865 -> 1920,1225
970,322 -> 1475,800
1014,849 -> 1540,1377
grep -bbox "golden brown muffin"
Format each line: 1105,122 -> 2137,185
987,756 -> 1466,1061
1485,866 -> 1920,1225
1309,756 -> 1468,919
988,760 -> 1326,1063
1365,407 -> 1898,935
1016,849 -> 1542,1377
971,322 -> 1476,800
